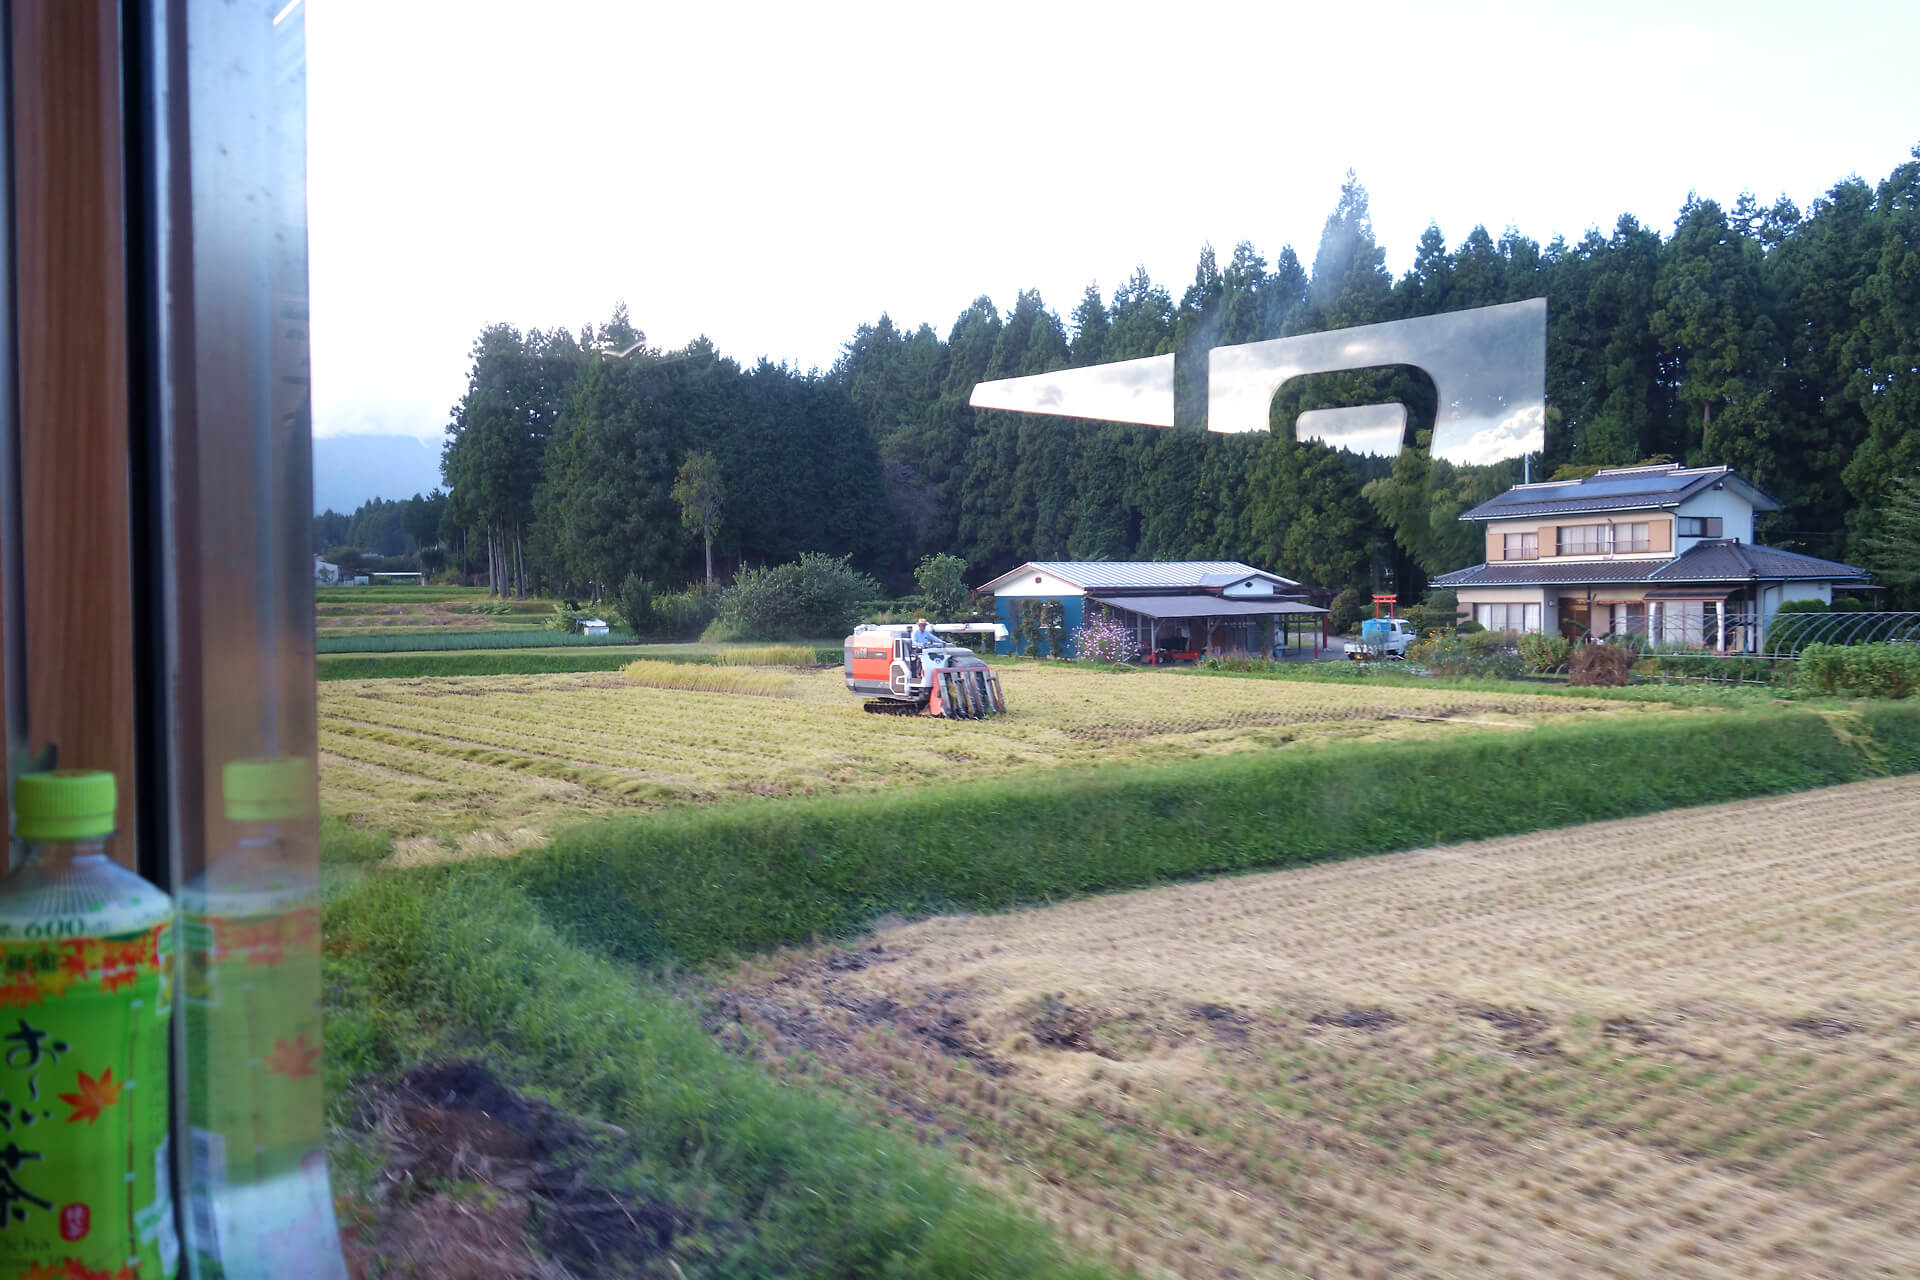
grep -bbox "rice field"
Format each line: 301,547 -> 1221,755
314,588 -> 553,637
317,665 -> 1680,839
713,776 -> 1920,1279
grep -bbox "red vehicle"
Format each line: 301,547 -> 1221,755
842,624 -> 1007,718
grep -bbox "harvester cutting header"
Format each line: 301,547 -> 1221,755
842,623 -> 1008,718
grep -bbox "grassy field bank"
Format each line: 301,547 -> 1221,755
717,775 -> 1920,1278
492,704 -> 1918,966
318,665 -> 1684,838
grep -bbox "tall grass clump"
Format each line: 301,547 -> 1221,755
704,644 -> 825,667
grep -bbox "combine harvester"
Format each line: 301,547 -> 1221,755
842,623 -> 1009,718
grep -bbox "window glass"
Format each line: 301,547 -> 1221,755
1557,524 -> 1607,555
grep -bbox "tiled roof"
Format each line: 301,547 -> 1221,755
1460,464 -> 1781,521
1430,560 -> 1669,587
1432,540 -> 1868,589
975,560 -> 1298,593
1649,541 -> 1867,581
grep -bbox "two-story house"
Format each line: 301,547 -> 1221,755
1430,463 -> 1871,651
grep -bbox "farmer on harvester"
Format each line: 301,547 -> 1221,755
909,618 -> 940,675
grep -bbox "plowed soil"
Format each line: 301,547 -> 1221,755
713,776 -> 1920,1279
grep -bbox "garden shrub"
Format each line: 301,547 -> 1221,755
1408,630 -> 1523,679
615,572 -> 653,635
1327,586 -> 1368,636
712,553 -> 880,641
1794,643 -> 1920,699
649,582 -> 721,641
1768,597 -> 1872,652
1518,633 -> 1572,673
1399,605 -> 1458,638
1569,642 -> 1636,686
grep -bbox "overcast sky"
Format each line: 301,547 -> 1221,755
306,0 -> 1920,444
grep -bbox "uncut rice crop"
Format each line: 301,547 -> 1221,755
702,645 -> 824,667
716,776 -> 1920,1280
317,665 -> 1668,837
620,659 -> 793,695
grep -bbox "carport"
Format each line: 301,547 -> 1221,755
1087,595 -> 1331,661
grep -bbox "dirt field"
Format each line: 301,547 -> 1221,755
712,776 -> 1920,1279
318,666 -> 1675,839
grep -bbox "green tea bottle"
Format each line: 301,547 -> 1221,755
0,770 -> 178,1279
180,758 -> 340,1279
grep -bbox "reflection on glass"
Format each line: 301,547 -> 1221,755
967,353 -> 1176,427
140,2 -> 344,1277
969,299 -> 1546,465
1208,298 -> 1547,462
181,758 -> 335,1276
1295,403 -> 1409,457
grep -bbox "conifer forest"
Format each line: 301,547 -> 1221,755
420,151 -> 1920,613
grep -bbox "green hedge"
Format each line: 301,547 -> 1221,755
498,706 -> 1916,969
1794,643 -> 1920,699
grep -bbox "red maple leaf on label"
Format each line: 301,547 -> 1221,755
59,1068 -> 123,1125
0,978 -> 42,1009
98,970 -> 136,995
58,941 -> 93,977
265,1032 -> 320,1080
19,1261 -> 70,1280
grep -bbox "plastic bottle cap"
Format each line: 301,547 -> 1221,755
12,770 -> 117,841
222,756 -> 311,822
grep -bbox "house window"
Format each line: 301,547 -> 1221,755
1556,524 -> 1608,555
1474,602 -> 1541,633
1502,532 -> 1538,561
1610,602 -> 1646,639
1655,601 -> 1719,648
1678,516 -> 1723,538
1556,522 -> 1649,554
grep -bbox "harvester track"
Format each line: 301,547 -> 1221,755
861,699 -> 927,716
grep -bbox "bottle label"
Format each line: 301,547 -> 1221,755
0,923 -> 177,1279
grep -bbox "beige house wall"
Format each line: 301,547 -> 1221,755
1482,516 -> 1674,565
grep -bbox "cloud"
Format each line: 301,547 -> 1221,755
1443,403 -> 1545,466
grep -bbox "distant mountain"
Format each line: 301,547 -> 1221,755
313,434 -> 444,513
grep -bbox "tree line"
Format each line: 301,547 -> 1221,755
420,148 -> 1917,614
